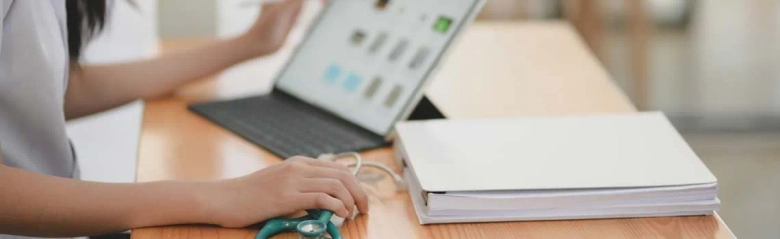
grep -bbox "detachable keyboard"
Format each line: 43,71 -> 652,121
189,91 -> 387,159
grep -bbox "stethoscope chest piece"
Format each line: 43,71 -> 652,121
296,220 -> 329,239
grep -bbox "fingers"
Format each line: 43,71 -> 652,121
281,0 -> 304,10
262,0 -> 302,13
289,156 -> 354,174
286,156 -> 370,214
260,1 -> 284,11
283,0 -> 304,16
303,167 -> 370,214
299,178 -> 356,216
297,193 -> 350,218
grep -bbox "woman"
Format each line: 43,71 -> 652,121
0,0 -> 368,238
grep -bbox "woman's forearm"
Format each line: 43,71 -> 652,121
0,163 -> 215,237
64,35 -> 264,119
0,146 -> 369,237
64,0 -> 303,120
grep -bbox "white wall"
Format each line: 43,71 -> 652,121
217,0 -> 261,38
157,0 -> 294,38
691,0 -> 780,117
68,0 -> 158,183
158,0 -> 216,38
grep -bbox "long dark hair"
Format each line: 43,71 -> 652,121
66,0 -> 107,60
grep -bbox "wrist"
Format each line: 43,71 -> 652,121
119,182 -> 203,228
190,181 -> 226,226
235,33 -> 273,59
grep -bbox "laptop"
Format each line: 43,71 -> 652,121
189,0 -> 486,159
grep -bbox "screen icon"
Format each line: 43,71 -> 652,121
324,64 -> 342,83
388,39 -> 410,62
350,30 -> 367,46
364,77 -> 383,99
343,73 -> 362,92
384,85 -> 403,108
409,47 -> 431,70
369,32 -> 389,54
375,0 -> 389,10
433,16 -> 453,34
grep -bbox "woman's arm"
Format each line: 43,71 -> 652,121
64,0 -> 303,119
0,150 -> 368,237
0,163 -> 209,237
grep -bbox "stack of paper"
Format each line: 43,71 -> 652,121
394,113 -> 719,224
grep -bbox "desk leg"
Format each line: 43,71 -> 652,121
568,0 -> 651,110
628,0 -> 650,110
568,0 -> 606,62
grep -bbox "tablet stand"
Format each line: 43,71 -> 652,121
408,96 -> 446,120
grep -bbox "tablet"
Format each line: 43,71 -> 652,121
275,0 -> 485,135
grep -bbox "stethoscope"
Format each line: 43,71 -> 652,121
256,152 -> 405,239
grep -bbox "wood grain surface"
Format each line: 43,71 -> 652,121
132,22 -> 734,239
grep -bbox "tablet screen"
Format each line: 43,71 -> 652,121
276,0 -> 481,135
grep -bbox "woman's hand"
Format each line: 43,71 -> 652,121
241,0 -> 305,57
205,156 -> 369,228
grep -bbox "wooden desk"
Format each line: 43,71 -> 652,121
132,22 -> 734,239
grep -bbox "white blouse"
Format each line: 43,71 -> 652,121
0,0 -> 76,181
